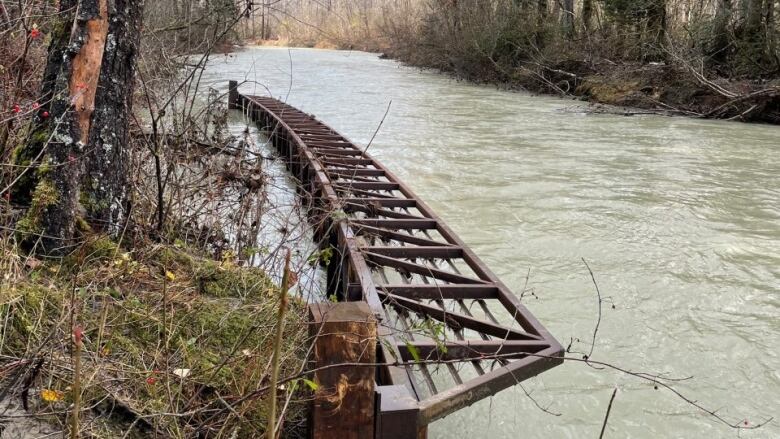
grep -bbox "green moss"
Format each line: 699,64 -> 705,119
2,239 -> 308,437
195,261 -> 274,298
10,123 -> 55,205
76,216 -> 92,233
79,188 -> 109,214
16,179 -> 59,237
50,18 -> 70,42
31,129 -> 51,146
156,246 -> 275,298
5,283 -> 63,350
79,235 -> 119,262
10,144 -> 25,162
37,160 -> 51,177
32,179 -> 58,207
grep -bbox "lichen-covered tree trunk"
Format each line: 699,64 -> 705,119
84,0 -> 145,232
14,0 -> 144,254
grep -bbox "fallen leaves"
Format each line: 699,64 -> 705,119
40,389 -> 64,402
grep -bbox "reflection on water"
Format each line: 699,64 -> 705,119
201,47 -> 780,438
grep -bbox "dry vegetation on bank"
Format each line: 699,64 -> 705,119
263,0 -> 780,123
1,0 -> 318,436
1,236 -> 309,437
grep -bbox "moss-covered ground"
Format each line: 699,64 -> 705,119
0,234 -> 310,438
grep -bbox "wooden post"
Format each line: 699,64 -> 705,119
228,80 -> 239,109
309,302 -> 377,439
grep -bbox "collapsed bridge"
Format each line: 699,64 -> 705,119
228,82 -> 563,439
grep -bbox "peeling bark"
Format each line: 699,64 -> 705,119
69,0 -> 109,145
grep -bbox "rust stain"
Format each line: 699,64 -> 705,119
69,0 -> 109,144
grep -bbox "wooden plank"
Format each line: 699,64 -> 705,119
314,149 -> 365,156
321,157 -> 376,166
328,169 -> 386,177
337,188 -> 398,199
309,302 -> 377,439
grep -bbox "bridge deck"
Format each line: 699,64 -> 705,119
230,86 -> 563,434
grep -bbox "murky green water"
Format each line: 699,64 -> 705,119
202,47 -> 779,438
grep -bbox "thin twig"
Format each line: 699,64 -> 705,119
266,248 -> 291,439
599,387 -> 618,438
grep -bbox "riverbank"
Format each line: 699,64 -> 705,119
378,48 -> 780,124
1,60 -> 314,435
246,39 -> 780,123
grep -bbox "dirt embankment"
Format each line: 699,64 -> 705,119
518,60 -> 780,123
381,47 -> 780,124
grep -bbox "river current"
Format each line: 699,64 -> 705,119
201,47 -> 779,439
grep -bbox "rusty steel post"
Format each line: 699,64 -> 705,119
376,385 -> 426,439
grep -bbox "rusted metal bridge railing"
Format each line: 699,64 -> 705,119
228,81 -> 563,439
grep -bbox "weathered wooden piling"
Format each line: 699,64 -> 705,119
228,80 -> 240,109
309,302 -> 377,439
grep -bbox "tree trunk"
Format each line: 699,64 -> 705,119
741,0 -> 770,68
766,0 -> 776,61
84,0 -> 144,233
582,0 -> 593,32
561,0 -> 574,37
710,0 -> 732,63
537,0 -> 548,24
645,0 -> 667,60
14,0 -> 144,253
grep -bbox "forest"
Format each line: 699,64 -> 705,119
272,0 -> 780,121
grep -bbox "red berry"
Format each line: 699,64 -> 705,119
12,104 -> 20,114
146,376 -> 156,385
73,326 -> 83,344
32,102 -> 40,110
41,111 -> 49,119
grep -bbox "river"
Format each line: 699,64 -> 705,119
201,47 -> 779,438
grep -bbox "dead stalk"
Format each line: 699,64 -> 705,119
70,325 -> 82,439
267,248 -> 291,438
599,388 -> 618,439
